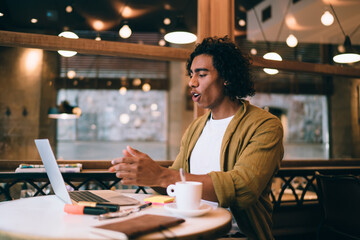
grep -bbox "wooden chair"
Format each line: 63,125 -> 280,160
315,171 -> 360,240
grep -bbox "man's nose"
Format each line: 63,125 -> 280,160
188,76 -> 198,88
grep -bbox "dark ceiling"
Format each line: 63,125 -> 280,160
0,0 -> 263,37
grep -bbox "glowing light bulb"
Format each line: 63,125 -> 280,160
163,18 -> 171,25
142,83 -> 151,92
119,87 -> 127,95
119,114 -> 130,124
119,25 -> 132,39
286,34 -> 298,47
67,70 -> 76,79
321,11 -> 334,26
158,39 -> 166,46
238,19 -> 246,27
65,5 -> 73,13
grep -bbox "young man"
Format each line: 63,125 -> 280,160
109,36 -> 284,240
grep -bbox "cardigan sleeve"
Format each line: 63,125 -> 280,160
209,117 -> 284,208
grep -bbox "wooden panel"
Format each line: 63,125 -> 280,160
196,0 -> 235,117
209,0 -> 234,40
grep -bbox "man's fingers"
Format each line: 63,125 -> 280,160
127,146 -> 149,158
111,162 -> 138,172
122,149 -> 133,157
111,157 -> 123,165
111,157 -> 138,166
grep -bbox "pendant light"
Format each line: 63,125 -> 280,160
321,10 -> 334,26
253,5 -> 284,75
164,16 -> 197,44
57,31 -> 79,57
333,36 -> 360,64
263,52 -> 283,75
119,22 -> 132,39
286,34 -> 298,48
329,4 -> 360,64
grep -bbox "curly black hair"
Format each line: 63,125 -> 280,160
186,36 -> 255,101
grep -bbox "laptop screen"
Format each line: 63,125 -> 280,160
35,139 -> 72,204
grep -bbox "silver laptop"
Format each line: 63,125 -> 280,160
35,139 -> 139,205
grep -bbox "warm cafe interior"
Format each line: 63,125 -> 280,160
0,0 -> 359,239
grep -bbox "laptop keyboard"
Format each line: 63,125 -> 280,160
69,191 -> 109,203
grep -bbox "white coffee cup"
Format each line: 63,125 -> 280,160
166,181 -> 203,210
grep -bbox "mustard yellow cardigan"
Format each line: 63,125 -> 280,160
170,100 -> 284,240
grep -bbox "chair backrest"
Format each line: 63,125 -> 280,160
315,171 -> 360,236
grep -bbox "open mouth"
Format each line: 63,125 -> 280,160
192,92 -> 200,102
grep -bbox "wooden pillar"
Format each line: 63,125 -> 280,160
195,0 -> 234,118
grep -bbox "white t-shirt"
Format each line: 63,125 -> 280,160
190,114 -> 234,174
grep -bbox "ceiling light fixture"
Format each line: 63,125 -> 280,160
142,82 -> 151,92
286,34 -> 298,47
164,31 -> 197,44
333,36 -> 360,64
65,5 -> 73,13
163,18 -> 171,25
253,1 -> 290,75
67,70 -> 76,79
164,16 -> 197,44
95,33 -> 101,41
57,31 -> 79,57
119,23 -> 132,39
263,52 -> 283,75
238,19 -> 246,27
158,39 -> 166,46
321,10 -> 334,26
119,86 -> 127,95
330,4 -> 360,64
250,48 -> 257,55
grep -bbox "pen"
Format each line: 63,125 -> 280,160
98,202 -> 152,220
64,204 -> 110,215
78,201 -> 120,212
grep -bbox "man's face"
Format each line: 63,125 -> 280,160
188,54 -> 226,111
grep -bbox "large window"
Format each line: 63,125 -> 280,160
56,89 -> 168,160
250,93 -> 329,159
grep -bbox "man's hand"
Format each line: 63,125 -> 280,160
109,146 -> 218,202
109,146 -> 166,187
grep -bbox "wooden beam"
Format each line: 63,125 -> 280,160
0,30 -> 360,78
0,30 -> 190,62
251,56 -> 360,78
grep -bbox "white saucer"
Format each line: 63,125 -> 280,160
164,203 -> 213,217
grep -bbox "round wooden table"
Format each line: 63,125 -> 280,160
0,193 -> 232,240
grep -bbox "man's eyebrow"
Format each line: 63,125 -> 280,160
193,68 -> 209,73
